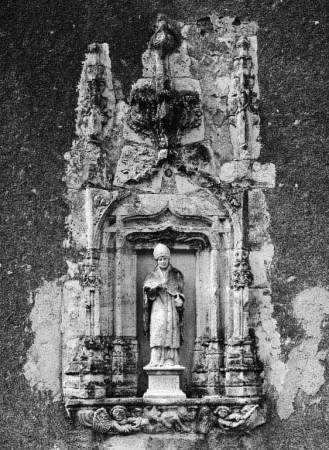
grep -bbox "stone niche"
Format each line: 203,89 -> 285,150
63,14 -> 274,437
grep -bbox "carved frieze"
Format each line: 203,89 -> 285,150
76,402 -> 266,435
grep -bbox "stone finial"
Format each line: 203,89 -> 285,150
149,14 -> 181,58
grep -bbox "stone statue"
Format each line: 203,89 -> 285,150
143,244 -> 185,366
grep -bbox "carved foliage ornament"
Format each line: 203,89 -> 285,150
232,249 -> 253,289
127,87 -> 202,151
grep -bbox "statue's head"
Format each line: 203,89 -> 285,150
153,243 -> 170,269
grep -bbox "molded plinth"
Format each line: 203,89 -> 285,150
143,365 -> 186,399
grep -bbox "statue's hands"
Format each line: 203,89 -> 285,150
174,293 -> 184,308
144,282 -> 158,297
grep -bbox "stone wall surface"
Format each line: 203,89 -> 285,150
1,0 -> 329,449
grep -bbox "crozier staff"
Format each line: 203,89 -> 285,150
143,244 -> 185,367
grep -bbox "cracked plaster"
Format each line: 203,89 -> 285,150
276,287 -> 329,420
24,281 -> 63,400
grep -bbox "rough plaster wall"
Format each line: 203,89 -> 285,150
24,281 -> 62,399
2,0 -> 329,449
277,287 -> 329,419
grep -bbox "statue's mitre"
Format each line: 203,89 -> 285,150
153,243 -> 170,260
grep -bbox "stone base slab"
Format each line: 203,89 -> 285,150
143,365 -> 186,399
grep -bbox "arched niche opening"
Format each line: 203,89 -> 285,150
96,194 -> 232,397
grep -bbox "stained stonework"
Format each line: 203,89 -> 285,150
2,0 -> 329,449
58,16 -> 275,444
22,13 -> 278,449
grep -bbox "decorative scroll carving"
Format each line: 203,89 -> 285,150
126,228 -> 210,250
232,249 -> 253,289
77,403 -> 265,435
122,204 -> 213,228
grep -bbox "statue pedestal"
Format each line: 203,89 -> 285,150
143,365 -> 186,399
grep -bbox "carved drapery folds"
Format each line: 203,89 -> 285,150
63,14 -> 275,438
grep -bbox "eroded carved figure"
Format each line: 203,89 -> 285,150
143,244 -> 185,366
79,403 -> 264,435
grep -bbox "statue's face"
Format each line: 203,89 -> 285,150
157,256 -> 169,269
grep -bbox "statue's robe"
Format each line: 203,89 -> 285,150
143,264 -> 184,349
